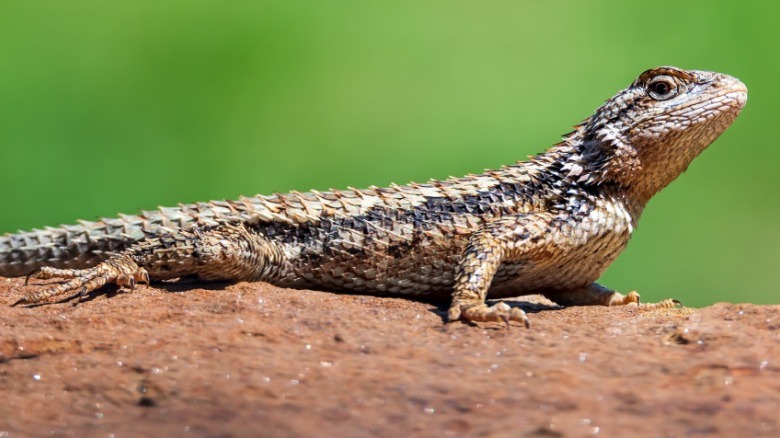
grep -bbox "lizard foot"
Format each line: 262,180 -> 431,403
448,301 -> 530,328
15,255 -> 149,306
608,291 -> 681,308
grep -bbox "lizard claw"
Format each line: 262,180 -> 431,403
75,286 -> 89,305
24,269 -> 39,285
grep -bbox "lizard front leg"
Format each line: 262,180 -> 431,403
15,222 -> 285,305
448,214 -> 560,327
447,213 -> 678,326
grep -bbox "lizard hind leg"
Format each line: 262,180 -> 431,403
26,265 -> 150,287
15,256 -> 149,306
184,222 -> 286,282
448,220 -> 535,328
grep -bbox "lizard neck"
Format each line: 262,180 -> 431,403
532,120 -> 704,210
495,129 -> 650,220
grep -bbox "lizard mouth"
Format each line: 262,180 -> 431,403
728,86 -> 748,108
715,76 -> 748,107
711,77 -> 748,108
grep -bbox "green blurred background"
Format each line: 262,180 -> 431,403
0,1 -> 776,306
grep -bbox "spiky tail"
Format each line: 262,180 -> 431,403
0,186 -> 405,277
0,197 -> 288,277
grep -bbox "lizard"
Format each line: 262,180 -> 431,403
0,66 -> 747,326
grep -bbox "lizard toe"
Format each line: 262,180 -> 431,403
15,255 -> 146,305
636,298 -> 682,309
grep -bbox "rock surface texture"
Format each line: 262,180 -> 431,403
1,279 -> 777,437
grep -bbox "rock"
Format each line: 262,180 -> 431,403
1,278 -> 778,436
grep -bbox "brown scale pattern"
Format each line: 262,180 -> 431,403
3,67 -> 747,325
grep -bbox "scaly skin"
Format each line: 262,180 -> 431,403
2,67 -> 747,326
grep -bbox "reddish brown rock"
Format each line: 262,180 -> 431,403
0,277 -> 778,436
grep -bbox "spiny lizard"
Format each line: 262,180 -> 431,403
1,67 -> 747,326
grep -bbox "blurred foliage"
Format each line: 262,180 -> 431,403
0,1 -> 776,305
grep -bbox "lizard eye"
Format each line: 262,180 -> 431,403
647,75 -> 678,100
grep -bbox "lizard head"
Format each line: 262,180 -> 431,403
575,66 -> 747,203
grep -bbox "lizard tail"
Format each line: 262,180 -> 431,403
0,221 -> 139,277
0,211 -> 189,277
0,199 -> 264,278
0,190 -> 349,278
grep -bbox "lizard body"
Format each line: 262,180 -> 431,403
1,67 -> 747,325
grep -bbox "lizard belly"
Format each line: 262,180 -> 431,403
276,224 -> 631,300
488,227 -> 632,298
277,236 -> 466,298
